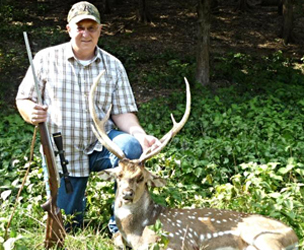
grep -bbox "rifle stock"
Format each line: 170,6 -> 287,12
39,123 -> 66,248
23,32 -> 66,249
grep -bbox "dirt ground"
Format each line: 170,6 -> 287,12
8,0 -> 304,105
100,0 -> 304,102
98,0 -> 304,58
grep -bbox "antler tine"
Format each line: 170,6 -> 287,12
139,77 -> 191,162
89,70 -> 126,160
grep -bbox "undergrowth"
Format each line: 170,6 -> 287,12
1,50 -> 304,249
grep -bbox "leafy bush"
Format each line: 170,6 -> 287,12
1,44 -> 304,249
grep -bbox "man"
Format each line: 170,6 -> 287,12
16,1 -> 158,234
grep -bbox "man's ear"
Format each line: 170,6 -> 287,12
66,24 -> 72,37
98,166 -> 122,181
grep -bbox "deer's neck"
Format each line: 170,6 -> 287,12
114,187 -> 165,245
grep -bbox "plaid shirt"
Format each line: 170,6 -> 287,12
16,42 -> 138,177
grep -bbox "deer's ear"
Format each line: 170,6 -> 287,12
98,166 -> 122,181
147,171 -> 166,187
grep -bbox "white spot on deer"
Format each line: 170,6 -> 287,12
207,233 -> 212,239
169,233 -> 174,238
216,220 -> 221,224
199,217 -> 209,221
213,232 -> 218,238
200,234 -> 205,242
116,206 -> 132,220
142,219 -> 149,227
224,230 -> 240,236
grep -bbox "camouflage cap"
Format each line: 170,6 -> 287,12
67,1 -> 100,24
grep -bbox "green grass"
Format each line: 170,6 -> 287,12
1,0 -> 304,247
1,50 -> 304,248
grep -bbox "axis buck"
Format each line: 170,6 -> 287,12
89,71 -> 299,250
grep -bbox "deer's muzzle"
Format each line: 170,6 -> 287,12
122,189 -> 134,203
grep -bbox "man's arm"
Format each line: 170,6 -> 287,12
16,99 -> 48,125
111,112 -> 159,151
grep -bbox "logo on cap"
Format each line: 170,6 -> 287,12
68,1 -> 100,24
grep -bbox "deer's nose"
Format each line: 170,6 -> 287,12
122,190 -> 134,200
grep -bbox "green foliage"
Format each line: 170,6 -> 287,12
1,10 -> 304,246
0,0 -> 68,108
139,51 -> 304,247
148,220 -> 169,250
98,39 -> 196,89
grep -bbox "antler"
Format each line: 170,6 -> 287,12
89,70 -> 126,159
89,72 -> 191,163
139,77 -> 191,162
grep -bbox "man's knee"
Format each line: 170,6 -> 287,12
110,130 -> 143,160
124,136 -> 143,159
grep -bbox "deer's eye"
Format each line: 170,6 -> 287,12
137,175 -> 144,183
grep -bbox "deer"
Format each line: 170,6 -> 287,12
89,71 -> 299,250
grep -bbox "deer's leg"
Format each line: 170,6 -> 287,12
112,231 -> 127,250
253,233 -> 290,250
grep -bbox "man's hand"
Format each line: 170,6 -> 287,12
111,112 -> 161,152
137,134 -> 161,152
30,104 -> 48,125
16,99 -> 48,125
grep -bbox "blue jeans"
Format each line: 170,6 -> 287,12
56,129 -> 143,232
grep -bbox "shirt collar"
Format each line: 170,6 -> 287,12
66,41 -> 101,63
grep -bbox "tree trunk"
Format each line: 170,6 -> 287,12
261,0 -> 280,6
261,0 -> 283,14
104,0 -> 111,14
278,0 -> 283,15
237,0 -> 252,12
196,0 -> 211,87
281,0 -> 293,44
137,0 -> 152,23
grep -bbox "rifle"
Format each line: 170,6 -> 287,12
53,132 -> 73,194
23,32 -> 66,249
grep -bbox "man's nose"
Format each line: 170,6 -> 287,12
81,29 -> 90,36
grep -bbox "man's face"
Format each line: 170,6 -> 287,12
67,19 -> 102,56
